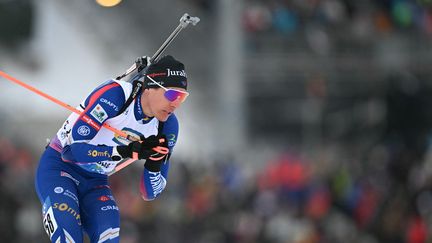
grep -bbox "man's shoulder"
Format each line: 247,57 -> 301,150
164,114 -> 179,126
82,79 -> 130,114
161,114 -> 179,135
109,79 -> 134,97
161,114 -> 179,149
93,79 -> 134,103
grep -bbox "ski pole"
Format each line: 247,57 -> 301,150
1,13 -> 200,175
108,13 -> 200,175
0,71 -> 168,176
0,70 -> 140,141
116,13 -> 200,81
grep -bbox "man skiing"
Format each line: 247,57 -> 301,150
34,55 -> 189,243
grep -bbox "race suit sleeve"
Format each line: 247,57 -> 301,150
140,114 -> 179,201
61,81 -> 126,163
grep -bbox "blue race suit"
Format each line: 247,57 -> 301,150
34,79 -> 179,243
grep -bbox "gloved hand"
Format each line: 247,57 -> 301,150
147,136 -> 169,161
144,135 -> 170,172
112,135 -> 167,161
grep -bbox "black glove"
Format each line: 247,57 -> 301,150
113,135 -> 163,160
147,136 -> 169,161
144,136 -> 169,172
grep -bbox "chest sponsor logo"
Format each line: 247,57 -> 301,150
90,104 -> 108,123
112,127 -> 144,145
96,161 -> 115,169
88,150 -> 110,157
77,125 -> 91,136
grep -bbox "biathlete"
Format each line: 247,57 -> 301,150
34,55 -> 189,243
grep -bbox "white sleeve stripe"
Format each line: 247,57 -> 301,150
98,227 -> 120,242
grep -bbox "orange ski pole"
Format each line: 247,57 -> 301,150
0,70 -> 171,175
0,70 -> 140,141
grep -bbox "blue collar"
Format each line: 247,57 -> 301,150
134,93 -> 153,124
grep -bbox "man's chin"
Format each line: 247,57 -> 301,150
156,113 -> 169,122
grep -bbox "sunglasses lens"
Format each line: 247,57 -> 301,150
164,89 -> 189,103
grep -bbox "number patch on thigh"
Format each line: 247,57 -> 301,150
43,206 -> 58,239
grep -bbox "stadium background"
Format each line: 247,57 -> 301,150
0,0 -> 431,242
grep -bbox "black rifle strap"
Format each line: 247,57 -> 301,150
116,80 -> 142,116
157,121 -> 165,135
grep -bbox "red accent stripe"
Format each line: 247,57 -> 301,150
82,115 -> 101,130
147,72 -> 166,78
88,83 -> 120,108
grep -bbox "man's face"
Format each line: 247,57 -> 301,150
143,87 -> 186,121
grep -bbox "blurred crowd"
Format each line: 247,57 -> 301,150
0,136 -> 40,242
242,0 -> 432,36
1,122 -> 431,243
0,0 -> 431,242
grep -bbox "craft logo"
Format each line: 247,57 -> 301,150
100,98 -> 119,111
101,205 -> 119,211
90,104 -> 108,123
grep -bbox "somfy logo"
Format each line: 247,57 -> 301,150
166,68 -> 187,78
